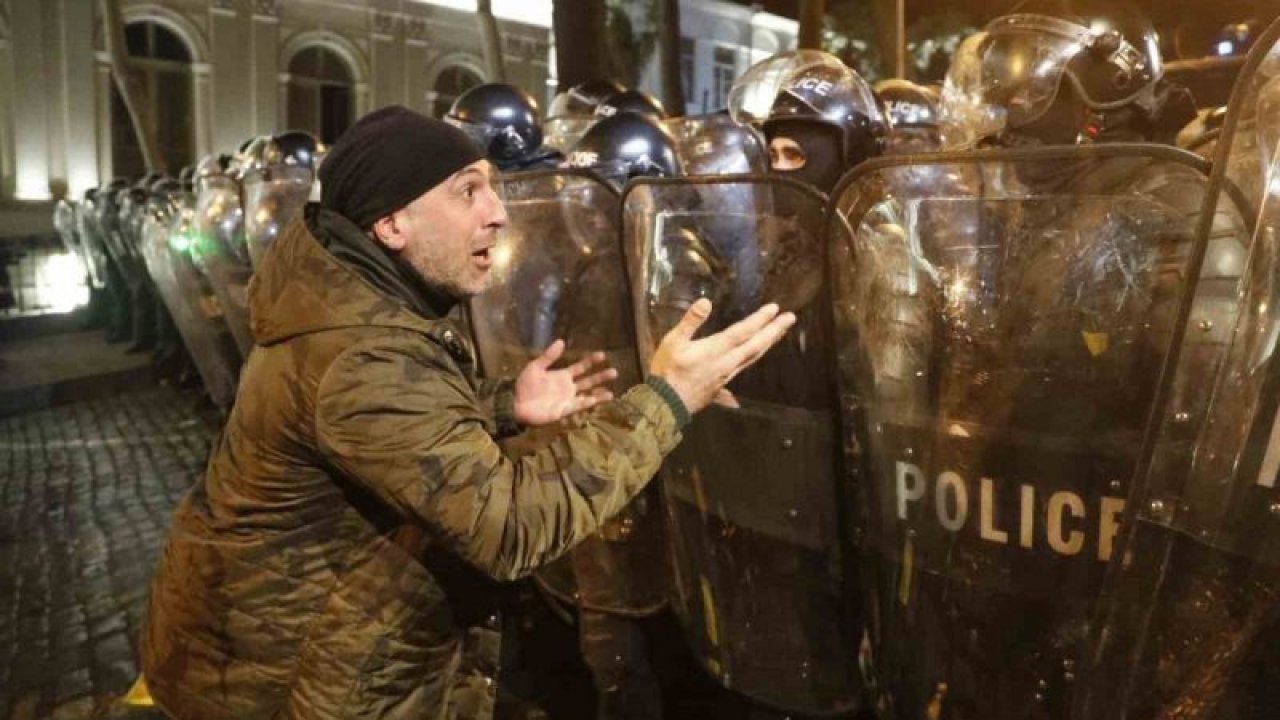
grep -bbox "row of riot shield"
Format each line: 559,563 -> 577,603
51,143 -> 318,413
136,180 -> 242,410
464,41 -> 1280,713
186,138 -> 316,362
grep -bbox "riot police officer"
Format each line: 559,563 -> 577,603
447,82 -> 564,172
939,0 -> 1195,151
83,180 -> 134,343
758,53 -> 886,196
874,78 -> 943,154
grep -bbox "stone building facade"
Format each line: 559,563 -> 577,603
0,0 -> 794,252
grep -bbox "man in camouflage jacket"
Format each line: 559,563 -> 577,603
140,107 -> 794,720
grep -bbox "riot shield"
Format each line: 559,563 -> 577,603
544,116 -> 596,155
242,166 -> 313,269
467,169 -> 670,616
138,187 -> 240,410
191,175 -> 254,358
624,175 -> 862,716
97,188 -> 147,291
1071,23 -> 1280,719
53,199 -> 92,285
827,144 -> 1240,720
75,194 -> 114,290
664,114 -> 768,177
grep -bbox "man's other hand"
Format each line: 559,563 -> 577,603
648,299 -> 795,414
513,341 -> 618,427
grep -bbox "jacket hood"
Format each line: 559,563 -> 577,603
249,204 -> 457,345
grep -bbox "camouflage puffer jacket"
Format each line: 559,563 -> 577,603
141,205 -> 682,720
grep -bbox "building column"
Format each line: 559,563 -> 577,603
276,71 -> 290,130
251,1 -> 279,134
10,0 -> 50,199
209,0 -> 253,154
370,9 -> 405,108
0,0 -> 16,198
94,55 -> 114,182
192,62 -> 213,159
61,0 -> 97,196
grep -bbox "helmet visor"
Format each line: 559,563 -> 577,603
975,15 -> 1094,128
445,116 -> 497,155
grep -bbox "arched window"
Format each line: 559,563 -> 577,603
286,46 -> 355,145
111,21 -> 194,179
431,65 -> 483,119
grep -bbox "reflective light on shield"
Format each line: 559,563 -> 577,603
490,238 -> 515,275
35,252 -> 90,313
171,232 -> 192,254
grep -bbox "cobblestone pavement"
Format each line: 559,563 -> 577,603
0,387 -> 219,720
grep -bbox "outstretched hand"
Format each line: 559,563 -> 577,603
648,299 -> 795,414
513,341 -> 618,427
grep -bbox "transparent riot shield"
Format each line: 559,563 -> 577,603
75,195 -> 114,290
1071,23 -> 1280,719
138,190 -> 240,410
243,166 -> 313,269
467,169 -> 670,616
53,199 -> 91,285
625,175 -> 862,716
664,114 -> 768,177
544,116 -> 596,155
827,144 -> 1238,720
191,175 -> 254,358
98,190 -> 147,293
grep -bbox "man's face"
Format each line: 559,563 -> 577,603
769,136 -> 808,171
377,160 -> 508,298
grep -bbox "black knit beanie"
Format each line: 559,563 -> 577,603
319,105 -> 485,229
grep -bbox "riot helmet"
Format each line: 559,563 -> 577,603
237,136 -> 272,182
545,78 -> 625,152
194,154 -> 232,196
875,78 -> 943,153
227,136 -> 264,181
177,165 -> 196,193
146,177 -> 183,218
595,89 -> 668,120
446,82 -> 545,170
263,130 -> 319,176
567,112 -> 683,188
940,0 -> 1184,147
665,113 -> 768,175
756,53 -> 885,194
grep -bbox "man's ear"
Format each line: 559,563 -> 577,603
370,212 -> 405,251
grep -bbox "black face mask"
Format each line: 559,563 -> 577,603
766,121 -> 846,196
